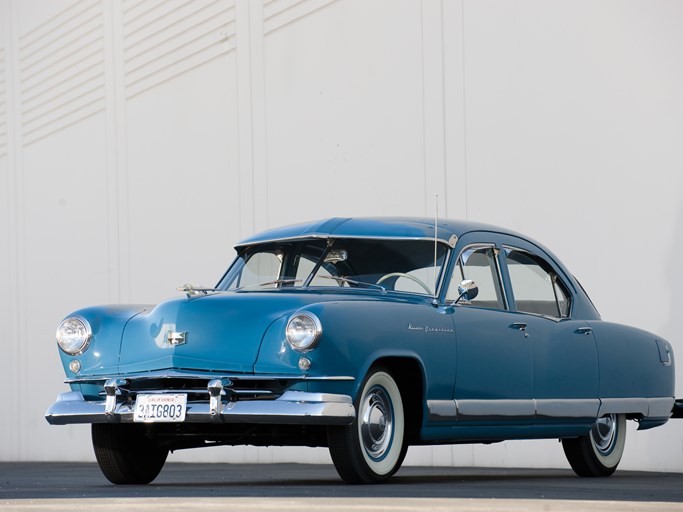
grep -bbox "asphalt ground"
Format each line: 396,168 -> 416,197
1,463 -> 682,511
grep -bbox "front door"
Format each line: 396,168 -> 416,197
449,242 -> 535,422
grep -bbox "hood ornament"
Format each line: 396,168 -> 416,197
177,283 -> 218,298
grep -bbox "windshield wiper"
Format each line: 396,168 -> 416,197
317,275 -> 386,293
234,279 -> 302,291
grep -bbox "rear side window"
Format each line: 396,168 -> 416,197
504,248 -> 570,318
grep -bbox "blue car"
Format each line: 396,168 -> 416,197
46,217 -> 676,484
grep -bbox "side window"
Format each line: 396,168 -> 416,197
447,246 -> 505,309
505,248 -> 571,318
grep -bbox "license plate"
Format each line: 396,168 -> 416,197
134,394 -> 187,423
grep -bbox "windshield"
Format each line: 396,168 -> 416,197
218,238 -> 448,296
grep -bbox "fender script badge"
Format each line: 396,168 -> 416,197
167,331 -> 187,346
408,323 -> 454,334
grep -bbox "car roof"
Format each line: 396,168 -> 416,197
235,217 -> 524,248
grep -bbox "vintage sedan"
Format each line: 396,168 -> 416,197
46,217 -> 675,484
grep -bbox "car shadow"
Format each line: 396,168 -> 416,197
2,463 -> 682,503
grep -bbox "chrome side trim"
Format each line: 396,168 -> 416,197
426,397 -> 669,422
598,398 -> 649,416
599,397 -> 674,418
426,400 -> 457,421
535,399 -> 600,418
65,371 -> 355,385
45,390 -> 355,426
649,397 -> 675,417
457,399 -> 536,418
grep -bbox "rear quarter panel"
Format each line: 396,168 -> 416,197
588,321 -> 674,400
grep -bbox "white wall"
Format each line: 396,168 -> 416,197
2,0 -> 683,472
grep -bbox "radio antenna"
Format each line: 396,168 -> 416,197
433,194 -> 438,300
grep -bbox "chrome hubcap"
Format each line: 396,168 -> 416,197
591,414 -> 617,454
360,386 -> 393,460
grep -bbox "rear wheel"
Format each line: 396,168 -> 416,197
328,368 -> 406,484
92,423 -> 168,485
562,414 -> 626,477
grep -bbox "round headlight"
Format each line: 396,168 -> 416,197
286,312 -> 322,351
56,317 -> 92,355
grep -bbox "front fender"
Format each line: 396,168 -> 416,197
58,304 -> 152,381
255,299 -> 455,401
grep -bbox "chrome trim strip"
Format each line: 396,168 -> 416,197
65,371 -> 355,385
427,397 -> 669,421
535,399 -> 600,418
235,234 -> 455,249
648,397 -> 675,417
598,398 -> 649,416
599,397 -> 675,418
457,399 -> 536,418
98,389 -> 275,397
45,390 -> 355,426
426,400 -> 457,421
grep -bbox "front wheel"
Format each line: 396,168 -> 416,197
328,368 -> 407,484
92,423 -> 168,485
562,413 -> 626,477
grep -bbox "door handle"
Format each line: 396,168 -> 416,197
575,327 -> 592,336
510,322 -> 527,332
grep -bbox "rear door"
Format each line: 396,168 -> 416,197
500,243 -> 600,421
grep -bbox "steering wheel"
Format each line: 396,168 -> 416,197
377,272 -> 432,294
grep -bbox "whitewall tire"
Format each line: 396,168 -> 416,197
328,368 -> 406,484
562,413 -> 626,477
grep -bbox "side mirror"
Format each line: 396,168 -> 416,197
454,279 -> 478,304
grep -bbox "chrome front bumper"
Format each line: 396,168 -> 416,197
45,389 -> 356,426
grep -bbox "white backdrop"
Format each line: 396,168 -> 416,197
1,0 -> 683,472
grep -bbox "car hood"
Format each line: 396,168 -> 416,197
117,291 -> 370,373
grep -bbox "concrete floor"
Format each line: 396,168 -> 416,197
1,463 -> 682,511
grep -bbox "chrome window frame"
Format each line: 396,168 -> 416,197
502,245 -> 573,320
448,243 -> 509,310
222,236 -> 454,299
